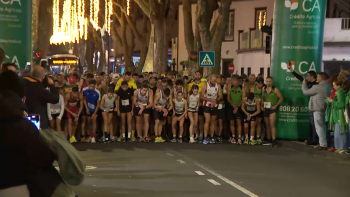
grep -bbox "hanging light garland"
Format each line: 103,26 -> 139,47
127,0 -> 130,16
51,0 -> 115,44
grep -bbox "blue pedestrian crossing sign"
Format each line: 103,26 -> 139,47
199,51 -> 215,67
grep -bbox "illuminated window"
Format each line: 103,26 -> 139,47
225,10 -> 235,41
256,9 -> 267,30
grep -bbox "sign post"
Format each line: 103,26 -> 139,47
0,0 -> 32,69
199,51 -> 215,77
228,63 -> 234,75
271,0 -> 326,140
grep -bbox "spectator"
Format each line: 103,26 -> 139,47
23,66 -> 59,129
18,69 -> 29,78
302,72 -> 330,150
0,71 -> 62,197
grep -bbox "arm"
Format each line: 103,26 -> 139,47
227,85 -> 235,108
114,79 -> 121,92
133,90 -> 138,108
59,88 -> 64,97
332,91 -> 346,109
200,84 -> 210,101
217,85 -> 223,101
291,70 -> 304,82
58,95 -> 65,119
275,88 -> 284,107
39,84 -> 59,104
252,99 -> 261,117
241,99 -> 248,116
153,94 -> 162,111
47,103 -> 52,121
94,101 -> 100,115
146,90 -> 154,109
78,94 -> 83,115
168,97 -> 174,111
100,95 -> 106,111
261,87 -> 265,110
116,94 -> 120,112
302,83 -> 317,96
180,100 -> 188,119
172,100 -> 176,115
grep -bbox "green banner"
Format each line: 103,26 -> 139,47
0,0 -> 32,69
271,0 -> 326,140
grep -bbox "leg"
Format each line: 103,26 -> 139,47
136,116 -> 143,139
218,119 -> 223,136
230,120 -> 236,137
244,123 -> 249,138
108,113 -> 114,134
204,113 -> 211,138
68,119 -> 73,138
127,113 -> 132,138
269,113 -> 277,140
313,111 -> 327,147
172,116 -> 178,137
102,112 -> 108,135
143,114 -> 150,138
188,112 -> 194,138
56,118 -> 62,132
179,117 -> 185,137
50,120 -> 55,130
256,117 -> 262,138
237,118 -> 242,137
250,121 -> 257,140
82,116 -> 87,136
194,113 -> 198,138
73,117 -> 79,137
264,117 -> 271,140
121,113 -> 126,138
92,115 -> 98,137
210,115 -> 217,138
154,119 -> 159,136
199,115 -> 204,139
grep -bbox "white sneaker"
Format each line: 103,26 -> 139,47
91,137 -> 96,143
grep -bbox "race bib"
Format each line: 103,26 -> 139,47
122,99 -> 130,106
69,102 -> 77,107
65,87 -> 72,93
190,103 -> 197,108
88,103 -> 95,109
218,104 -> 223,110
264,102 -> 271,109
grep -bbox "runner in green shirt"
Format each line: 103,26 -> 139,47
261,77 -> 283,147
227,75 -> 244,144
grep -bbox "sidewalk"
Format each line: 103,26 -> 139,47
280,141 -> 350,161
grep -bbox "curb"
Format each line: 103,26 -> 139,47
280,141 -> 350,161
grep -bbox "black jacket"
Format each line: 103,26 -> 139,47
22,76 -> 59,129
291,71 -> 318,89
0,91 -> 62,196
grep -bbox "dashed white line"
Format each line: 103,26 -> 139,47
171,150 -> 259,197
167,153 -> 174,156
177,159 -> 186,164
195,171 -> 205,176
207,179 -> 221,185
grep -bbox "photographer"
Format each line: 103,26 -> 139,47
23,66 -> 59,129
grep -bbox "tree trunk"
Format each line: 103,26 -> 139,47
86,29 -> 95,72
143,24 -> 154,72
154,19 -> 167,73
182,0 -> 194,56
37,0 -> 53,58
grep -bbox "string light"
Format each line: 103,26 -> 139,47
127,0 -> 130,16
258,11 -> 262,30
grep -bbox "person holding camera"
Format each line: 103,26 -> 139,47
23,66 -> 59,129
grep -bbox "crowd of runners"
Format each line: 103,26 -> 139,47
44,69 -> 283,147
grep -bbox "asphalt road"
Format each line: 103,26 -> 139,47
72,143 -> 350,197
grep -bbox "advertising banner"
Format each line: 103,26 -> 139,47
0,0 -> 32,69
271,0 -> 326,139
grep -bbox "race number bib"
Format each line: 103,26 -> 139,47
65,87 -> 72,93
218,104 -> 223,110
88,103 -> 95,109
264,102 -> 271,109
122,99 -> 130,106
190,102 -> 196,108
69,102 -> 77,107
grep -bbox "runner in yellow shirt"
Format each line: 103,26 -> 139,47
114,72 -> 137,92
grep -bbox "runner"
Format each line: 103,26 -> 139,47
241,92 -> 261,145
201,74 -> 223,145
65,86 -> 83,143
47,82 -> 65,132
171,91 -> 188,143
227,75 -> 244,144
83,79 -> 101,143
153,88 -> 173,143
117,81 -> 134,142
245,74 -> 256,95
252,78 -> 264,144
174,79 -> 187,99
133,84 -> 153,142
100,87 -> 118,142
187,85 -> 200,143
261,77 -> 284,147
188,70 -> 206,142
216,75 -> 226,143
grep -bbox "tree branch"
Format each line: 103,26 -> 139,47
182,0 -> 194,54
210,18 -> 218,37
124,2 -> 143,40
197,0 -> 212,50
133,0 -> 151,18
210,0 -> 231,49
111,17 -> 122,45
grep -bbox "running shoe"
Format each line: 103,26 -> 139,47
250,139 -> 257,145
243,138 -> 249,145
136,137 -> 141,142
122,137 -> 126,143
346,150 -> 350,155
262,140 -> 272,146
272,140 -> 278,147
189,138 -> 197,144
171,138 -> 177,143
338,150 -> 347,154
158,137 -> 166,143
194,136 -> 199,142
256,139 -> 262,145
69,136 -> 77,144
237,139 -> 242,145
84,137 -> 92,143
230,137 -> 237,144
155,137 -> 160,143
328,147 -> 336,152
91,137 -> 96,143
131,135 -> 136,142
210,138 -> 216,144
144,137 -> 150,143
117,135 -> 122,142
217,137 -> 223,144
110,135 -> 115,142
203,138 -> 209,145
178,138 -> 183,143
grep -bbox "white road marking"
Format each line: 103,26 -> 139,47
195,171 -> 205,176
171,150 -> 259,197
167,153 -> 174,156
177,159 -> 186,164
207,179 -> 221,185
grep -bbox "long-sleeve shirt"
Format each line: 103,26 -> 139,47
47,95 -> 65,120
302,81 -> 330,112
291,71 -> 318,89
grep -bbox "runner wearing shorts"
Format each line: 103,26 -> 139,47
227,75 -> 244,144
153,88 -> 173,143
201,74 -> 223,145
117,81 -> 134,142
65,86 -> 83,143
100,87 -> 117,142
133,84 -> 153,142
187,85 -> 200,143
171,91 -> 188,143
241,92 -> 261,145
